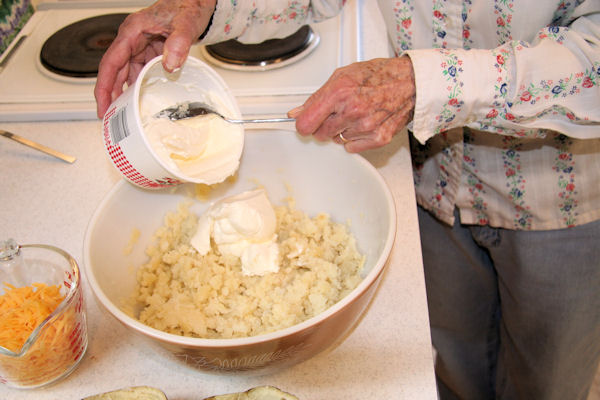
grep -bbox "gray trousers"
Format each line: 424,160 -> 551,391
418,206 -> 600,400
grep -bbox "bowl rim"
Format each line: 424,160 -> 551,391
83,143 -> 396,347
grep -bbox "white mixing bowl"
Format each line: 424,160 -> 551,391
84,129 -> 396,375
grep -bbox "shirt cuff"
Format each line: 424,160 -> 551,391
405,47 -> 508,144
199,0 -> 253,43
199,1 -> 316,44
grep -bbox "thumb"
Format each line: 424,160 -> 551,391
162,30 -> 195,71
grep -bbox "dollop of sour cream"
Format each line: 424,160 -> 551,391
190,188 -> 280,276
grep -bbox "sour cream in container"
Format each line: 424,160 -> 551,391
101,56 -> 244,189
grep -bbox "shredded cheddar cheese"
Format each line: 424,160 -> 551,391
0,282 -> 87,387
0,283 -> 64,352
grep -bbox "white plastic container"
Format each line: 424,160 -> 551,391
101,56 -> 243,189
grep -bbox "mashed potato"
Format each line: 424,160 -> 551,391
134,197 -> 364,339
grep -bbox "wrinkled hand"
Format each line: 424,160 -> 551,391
94,0 -> 216,118
288,56 -> 416,153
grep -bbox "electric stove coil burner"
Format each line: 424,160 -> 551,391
203,25 -> 319,70
39,13 -> 128,78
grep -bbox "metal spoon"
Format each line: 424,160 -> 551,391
155,101 -> 295,124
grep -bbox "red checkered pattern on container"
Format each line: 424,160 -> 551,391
103,107 -> 179,188
106,144 -> 163,188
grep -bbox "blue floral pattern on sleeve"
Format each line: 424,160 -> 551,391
222,1 -> 309,36
435,50 -> 464,134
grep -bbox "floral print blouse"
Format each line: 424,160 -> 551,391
200,0 -> 600,231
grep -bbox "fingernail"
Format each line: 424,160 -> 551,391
288,105 -> 303,118
164,59 -> 177,72
163,51 -> 180,72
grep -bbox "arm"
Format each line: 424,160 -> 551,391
94,0 -> 344,118
406,9 -> 600,144
292,4 -> 600,153
201,0 -> 343,44
94,0 -> 216,118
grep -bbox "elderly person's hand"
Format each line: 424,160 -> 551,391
288,56 -> 416,153
94,0 -> 216,118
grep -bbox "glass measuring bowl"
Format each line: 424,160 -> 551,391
0,239 -> 88,389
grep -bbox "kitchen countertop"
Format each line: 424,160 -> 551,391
0,1 -> 438,399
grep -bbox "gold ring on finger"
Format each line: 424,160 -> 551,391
336,132 -> 349,144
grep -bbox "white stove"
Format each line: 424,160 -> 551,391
0,0 -> 364,122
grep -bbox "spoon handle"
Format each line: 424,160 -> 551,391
227,117 -> 296,124
0,130 -> 76,163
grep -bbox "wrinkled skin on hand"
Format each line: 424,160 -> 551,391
288,56 -> 416,153
94,0 -> 216,118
